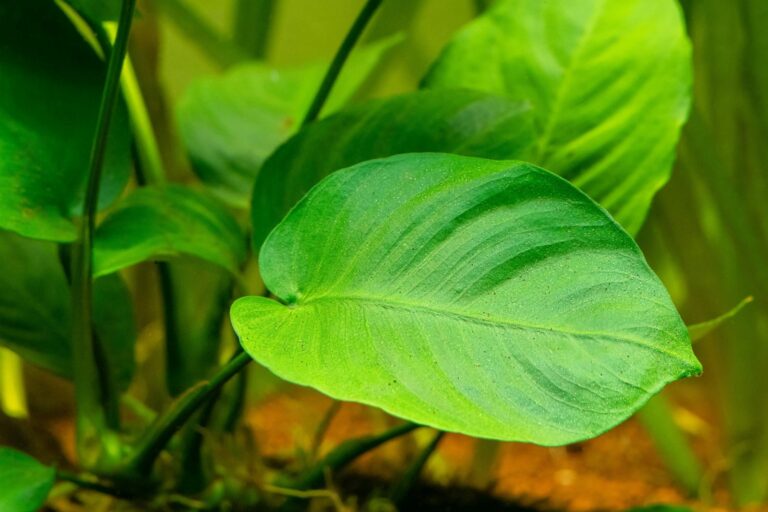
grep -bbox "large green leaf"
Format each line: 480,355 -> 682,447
423,0 -> 692,235
0,0 -> 131,242
251,89 -> 536,249
93,185 -> 247,277
0,447 -> 55,512
176,35 -> 401,208
0,231 -> 136,388
232,153 -> 700,445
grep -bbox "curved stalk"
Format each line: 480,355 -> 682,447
389,430 -> 444,505
301,0 -> 384,126
122,352 -> 252,475
69,0 -> 137,465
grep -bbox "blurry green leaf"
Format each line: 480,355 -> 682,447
177,35 -> 402,208
0,231 -> 136,389
251,89 -> 535,250
93,185 -> 247,276
0,0 -> 132,242
232,153 -> 701,444
0,232 -> 70,373
93,274 -> 137,391
0,447 -> 55,512
423,0 -> 692,235
688,296 -> 753,343
63,0 -> 121,21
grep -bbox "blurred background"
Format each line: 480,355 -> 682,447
1,0 -> 766,510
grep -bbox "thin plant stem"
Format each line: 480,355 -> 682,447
234,0 -> 275,58
285,421 -> 420,491
69,0 -> 137,465
155,0 -> 247,67
389,430 -> 444,505
301,0 -> 384,127
123,352 -> 252,474
309,400 -> 342,462
57,470 -> 126,498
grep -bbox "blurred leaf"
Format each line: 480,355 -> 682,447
177,35 -> 402,208
0,231 -> 136,389
423,0 -> 692,235
63,0 -> 121,21
93,185 -> 247,276
232,153 -> 700,445
0,232 -> 70,373
0,447 -> 55,512
251,89 -> 535,249
688,296 -> 753,343
92,274 -> 137,392
0,0 -> 131,242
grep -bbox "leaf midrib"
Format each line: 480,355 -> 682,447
532,0 -> 606,163
298,292 -> 689,365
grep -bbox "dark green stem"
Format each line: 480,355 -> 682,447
123,352 -> 252,474
285,421 -> 420,491
70,0 -> 136,464
234,0 -> 275,58
389,430 -> 444,505
57,470 -> 126,498
301,0 -> 384,126
309,400 -> 341,462
155,0 -> 247,66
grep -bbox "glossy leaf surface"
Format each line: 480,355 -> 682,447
0,0 -> 131,241
93,185 -> 247,276
423,0 -> 692,234
0,448 -> 55,512
251,89 -> 536,249
177,36 -> 400,207
0,231 -> 136,388
232,153 -> 701,444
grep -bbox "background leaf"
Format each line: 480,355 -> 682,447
93,185 -> 247,276
232,153 -> 700,445
0,447 -> 55,512
423,0 -> 692,235
0,231 -> 136,389
0,0 -> 132,242
251,89 -> 535,249
176,35 -> 402,208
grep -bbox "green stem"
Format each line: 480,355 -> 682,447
234,0 -> 275,58
70,0 -> 137,465
308,400 -> 341,462
123,352 -> 252,474
57,470 -> 126,497
155,0 -> 247,67
301,0 -> 384,127
284,421 -> 420,492
637,394 -> 703,495
389,430 -> 444,505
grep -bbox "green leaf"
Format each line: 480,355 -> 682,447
0,231 -> 136,389
688,296 -> 754,343
63,0 -> 121,21
232,153 -> 701,445
176,35 -> 402,208
93,185 -> 247,276
423,0 -> 692,235
0,0 -> 132,242
251,89 -> 536,250
0,447 -> 55,512
0,232 -> 70,373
